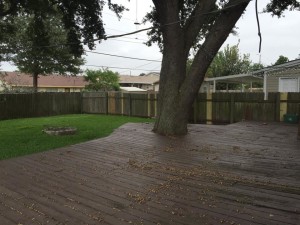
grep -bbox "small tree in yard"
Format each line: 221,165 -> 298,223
84,69 -> 120,91
205,44 -> 251,90
1,10 -> 84,92
206,44 -> 252,78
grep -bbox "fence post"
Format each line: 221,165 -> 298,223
206,92 -> 212,124
275,93 -> 280,122
230,94 -> 234,124
147,93 -> 151,118
121,92 -> 124,116
279,92 -> 288,122
80,92 -> 83,114
106,92 -> 109,115
154,93 -> 157,118
129,93 -> 132,116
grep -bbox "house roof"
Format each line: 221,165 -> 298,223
205,73 -> 263,84
1,72 -> 88,88
120,87 -> 147,92
252,59 -> 300,76
204,59 -> 300,84
119,74 -> 159,85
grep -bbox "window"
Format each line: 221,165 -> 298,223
279,77 -> 299,92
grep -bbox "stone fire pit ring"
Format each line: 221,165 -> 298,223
43,126 -> 77,136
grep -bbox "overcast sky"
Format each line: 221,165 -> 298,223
1,0 -> 300,75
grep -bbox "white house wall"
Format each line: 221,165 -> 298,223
267,73 -> 300,92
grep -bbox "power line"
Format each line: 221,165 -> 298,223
85,50 -> 161,62
103,12 -> 135,22
119,60 -> 161,74
105,38 -> 145,44
83,64 -> 160,72
110,35 -> 148,42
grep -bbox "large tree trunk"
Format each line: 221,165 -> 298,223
153,0 -> 250,136
32,72 -> 38,93
153,50 -> 190,135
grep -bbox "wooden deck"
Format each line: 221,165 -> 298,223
0,121 -> 299,225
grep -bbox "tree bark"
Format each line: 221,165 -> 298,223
153,46 -> 190,135
32,72 -> 38,93
153,0 -> 250,136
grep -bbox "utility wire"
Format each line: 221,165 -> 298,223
106,39 -> 145,44
84,64 -> 160,72
85,50 -> 161,62
120,60 -> 161,74
103,12 -> 135,22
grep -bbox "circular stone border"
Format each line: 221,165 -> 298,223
43,126 -> 77,136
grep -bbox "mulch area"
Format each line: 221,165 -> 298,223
0,121 -> 299,225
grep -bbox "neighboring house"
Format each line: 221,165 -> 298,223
263,60 -> 300,93
0,72 -> 88,92
200,59 -> 300,98
119,73 -> 159,91
120,87 -> 147,92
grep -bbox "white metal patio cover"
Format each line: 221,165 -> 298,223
205,59 -> 300,99
205,73 -> 263,92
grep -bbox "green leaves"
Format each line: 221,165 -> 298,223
206,44 -> 252,78
265,0 -> 300,17
84,69 -> 120,91
273,55 -> 289,65
6,11 -> 84,76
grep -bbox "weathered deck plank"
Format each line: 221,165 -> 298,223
0,121 -> 299,225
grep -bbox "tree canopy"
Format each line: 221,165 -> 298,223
84,69 -> 120,91
0,0 -> 125,56
273,55 -> 289,65
1,9 -> 84,91
206,44 -> 252,78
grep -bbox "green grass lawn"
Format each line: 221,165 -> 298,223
0,114 -> 153,160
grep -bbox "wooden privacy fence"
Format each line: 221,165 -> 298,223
0,92 -> 299,124
193,92 -> 299,124
82,92 -> 157,118
0,92 -> 82,120
82,92 -> 300,124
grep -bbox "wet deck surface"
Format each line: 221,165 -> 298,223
0,121 -> 299,225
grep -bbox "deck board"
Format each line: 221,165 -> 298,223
0,121 -> 299,225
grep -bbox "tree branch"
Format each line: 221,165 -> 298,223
181,0 -> 251,97
183,0 -> 216,52
152,0 -> 182,34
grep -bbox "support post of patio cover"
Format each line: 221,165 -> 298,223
213,80 -> 216,93
263,72 -> 268,100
